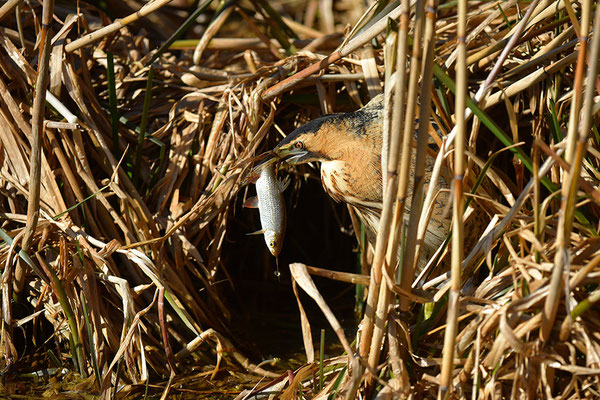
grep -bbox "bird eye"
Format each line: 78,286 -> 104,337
294,141 -> 305,150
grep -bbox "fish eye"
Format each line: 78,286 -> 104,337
294,141 -> 305,150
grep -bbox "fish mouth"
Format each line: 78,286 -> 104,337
274,144 -> 310,165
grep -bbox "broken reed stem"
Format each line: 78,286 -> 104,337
439,0 -> 466,396
22,0 -> 54,253
399,0 -> 438,311
542,1 -> 598,342
64,0 -> 174,53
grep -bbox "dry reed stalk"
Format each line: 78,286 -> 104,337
360,4 -> 426,371
289,263 -> 354,360
541,0 -> 594,342
192,4 -> 234,65
398,0 -> 438,312
361,24 -> 398,386
473,0 -> 560,70
262,2 -> 407,100
443,0 -> 517,69
384,0 -> 410,275
438,0 -> 466,396
319,0 -> 335,34
500,26 -> 576,79
172,36 -> 342,52
482,51 -> 578,108
416,0 -> 542,285
22,0 -> 54,252
64,0 -> 174,53
17,0 -> 55,308
0,0 -> 20,23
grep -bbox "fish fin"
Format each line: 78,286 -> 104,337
278,176 -> 290,192
243,196 -> 259,208
246,228 -> 266,236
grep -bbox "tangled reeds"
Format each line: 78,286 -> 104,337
1,0 -> 600,398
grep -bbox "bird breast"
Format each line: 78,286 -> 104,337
320,159 -> 383,212
320,160 -> 347,203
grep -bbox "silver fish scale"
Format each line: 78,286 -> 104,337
255,165 -> 286,253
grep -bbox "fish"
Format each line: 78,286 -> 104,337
244,161 -> 288,258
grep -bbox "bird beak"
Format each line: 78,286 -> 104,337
274,143 -> 309,165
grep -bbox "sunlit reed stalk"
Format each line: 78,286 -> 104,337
385,0 -> 410,276
382,22 -> 398,193
379,0 -> 412,384
64,0 -> 174,53
17,0 -> 55,299
22,0 -> 54,252
0,0 -> 20,22
192,4 -> 235,65
398,0 -> 438,311
563,2 -> 591,166
362,24 -> 398,383
439,0 -> 466,396
416,0 -> 543,285
387,2 -> 424,305
358,2 -> 426,365
366,0 -> 414,380
263,2 -> 407,100
542,0 -> 598,342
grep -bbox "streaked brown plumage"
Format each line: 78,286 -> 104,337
274,95 -> 452,270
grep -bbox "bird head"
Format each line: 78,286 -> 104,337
274,95 -> 384,166
273,114 -> 340,165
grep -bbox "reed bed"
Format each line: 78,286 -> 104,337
0,0 -> 599,398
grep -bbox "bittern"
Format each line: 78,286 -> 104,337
274,94 -> 451,271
